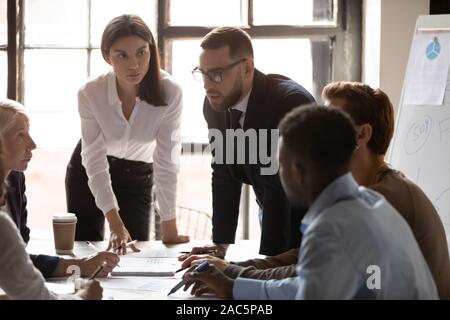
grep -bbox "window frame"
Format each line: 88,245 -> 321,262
156,0 -> 361,238
157,0 -> 361,150
6,0 -> 362,122
157,0 -> 361,90
6,0 -> 17,99
5,0 -> 362,239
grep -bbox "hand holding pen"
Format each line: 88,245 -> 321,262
168,261 -> 210,296
84,241 -> 121,274
89,262 -> 106,280
175,254 -> 230,273
178,244 -> 228,262
107,229 -> 141,255
106,217 -> 140,255
182,262 -> 235,299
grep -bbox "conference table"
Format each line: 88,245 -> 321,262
25,239 -> 262,300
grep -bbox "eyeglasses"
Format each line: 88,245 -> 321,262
192,58 -> 246,84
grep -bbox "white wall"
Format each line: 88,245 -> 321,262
363,0 -> 430,114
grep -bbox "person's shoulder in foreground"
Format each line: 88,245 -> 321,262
371,167 -> 450,299
297,173 -> 438,300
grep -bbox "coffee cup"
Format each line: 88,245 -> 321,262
52,213 -> 77,255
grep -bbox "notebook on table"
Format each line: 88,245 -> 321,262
111,257 -> 179,277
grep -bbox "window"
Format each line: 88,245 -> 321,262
5,0 -> 361,239
169,0 -> 245,27
159,0 -> 361,239
23,0 -> 157,149
0,0 -> 7,97
252,0 -> 335,25
6,0 -> 158,237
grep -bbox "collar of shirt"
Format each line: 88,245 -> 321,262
230,88 -> 252,114
301,172 -> 360,234
107,70 -> 142,106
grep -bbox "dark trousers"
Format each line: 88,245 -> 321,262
65,140 -> 153,241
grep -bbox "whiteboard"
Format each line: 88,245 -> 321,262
390,14 -> 450,236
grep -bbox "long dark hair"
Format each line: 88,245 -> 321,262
101,14 -> 167,106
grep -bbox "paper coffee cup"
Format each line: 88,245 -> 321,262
52,213 -> 77,255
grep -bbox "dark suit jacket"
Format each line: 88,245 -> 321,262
6,171 -> 60,278
203,69 -> 315,255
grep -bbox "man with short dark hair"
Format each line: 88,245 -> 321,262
184,27 -> 315,257
183,105 -> 438,300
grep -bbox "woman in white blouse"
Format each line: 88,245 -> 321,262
65,14 -> 188,254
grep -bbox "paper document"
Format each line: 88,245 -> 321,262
403,32 -> 450,106
46,282 -> 75,295
100,277 -> 178,291
125,248 -> 181,258
111,257 -> 179,276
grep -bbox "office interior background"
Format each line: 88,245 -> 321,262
0,0 -> 448,240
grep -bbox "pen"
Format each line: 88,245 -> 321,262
175,267 -> 185,273
178,249 -> 218,255
175,260 -> 209,273
168,261 -> 209,296
86,241 -> 121,267
86,241 -> 100,252
125,240 -> 138,247
89,264 -> 105,280
114,240 -> 138,251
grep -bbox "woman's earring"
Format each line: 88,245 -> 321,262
355,145 -> 360,150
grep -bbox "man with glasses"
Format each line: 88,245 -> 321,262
182,27 -> 315,258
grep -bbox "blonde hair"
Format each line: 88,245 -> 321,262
0,99 -> 28,138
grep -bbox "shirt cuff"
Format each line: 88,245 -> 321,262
233,277 -> 268,300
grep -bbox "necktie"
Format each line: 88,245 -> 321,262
227,109 -> 243,129
226,108 -> 246,180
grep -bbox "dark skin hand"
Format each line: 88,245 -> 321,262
183,264 -> 234,299
180,254 -> 229,271
178,244 -> 227,261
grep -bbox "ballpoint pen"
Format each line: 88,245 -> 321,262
168,261 -> 209,296
85,241 -> 100,252
175,267 -> 186,273
89,263 -> 105,280
86,241 -> 121,267
114,240 -> 138,251
178,248 -> 218,255
175,258 -> 211,273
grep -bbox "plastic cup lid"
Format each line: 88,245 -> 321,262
52,213 -> 77,223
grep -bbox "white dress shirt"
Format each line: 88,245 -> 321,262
233,173 -> 438,300
78,70 -> 182,220
0,212 -> 76,300
230,89 -> 251,128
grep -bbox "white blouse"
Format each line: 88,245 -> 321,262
0,212 -> 75,300
78,70 -> 182,220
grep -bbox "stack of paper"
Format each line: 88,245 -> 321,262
111,257 -> 179,277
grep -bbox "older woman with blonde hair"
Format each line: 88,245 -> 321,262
0,133 -> 102,299
0,99 -> 119,279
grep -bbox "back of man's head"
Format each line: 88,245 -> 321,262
279,104 -> 357,175
201,27 -> 254,59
